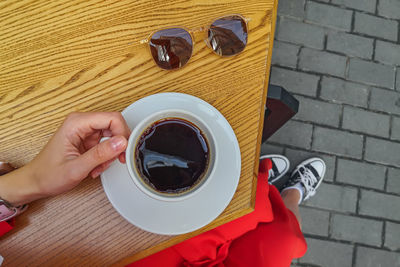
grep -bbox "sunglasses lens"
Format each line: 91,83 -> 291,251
149,28 -> 193,70
208,15 -> 248,56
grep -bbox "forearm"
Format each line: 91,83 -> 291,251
0,164 -> 43,206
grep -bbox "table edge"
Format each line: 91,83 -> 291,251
251,0 -> 279,208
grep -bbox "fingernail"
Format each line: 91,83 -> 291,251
111,136 -> 125,151
118,152 -> 126,164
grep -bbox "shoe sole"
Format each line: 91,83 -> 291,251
259,154 -> 290,184
295,157 -> 326,199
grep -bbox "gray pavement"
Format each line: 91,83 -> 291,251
264,0 -> 400,266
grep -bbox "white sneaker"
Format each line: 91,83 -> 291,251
259,154 -> 290,184
283,157 -> 326,202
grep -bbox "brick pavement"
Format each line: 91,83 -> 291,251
264,0 -> 400,266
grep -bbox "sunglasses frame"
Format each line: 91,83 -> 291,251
140,14 -> 250,70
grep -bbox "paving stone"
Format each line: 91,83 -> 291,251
293,95 -> 341,127
378,0 -> 400,20
268,120 -> 313,149
304,183 -> 357,212
331,214 -> 383,246
312,127 -> 363,159
299,48 -> 347,78
354,12 -> 398,41
392,116 -> 400,141
342,106 -> 390,138
327,31 -> 373,59
305,1 -> 352,31
332,0 -> 377,13
285,148 -> 335,182
375,41 -> 400,66
268,0 -> 400,262
277,0 -> 305,19
299,207 -> 330,236
270,67 -> 320,97
387,168 -> 400,194
348,59 -> 395,89
337,158 -> 386,190
359,189 -> 400,221
299,238 -> 353,267
320,77 -> 369,108
370,87 -> 400,115
385,222 -> 400,250
365,137 -> 400,167
355,247 -> 400,267
397,68 -> 400,91
276,17 -> 325,49
260,142 -> 285,155
271,41 -> 300,68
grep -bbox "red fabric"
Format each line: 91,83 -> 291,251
129,159 -> 307,267
224,186 -> 307,267
259,158 -> 273,175
0,218 -> 15,237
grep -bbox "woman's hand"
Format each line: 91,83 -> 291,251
0,112 -> 131,206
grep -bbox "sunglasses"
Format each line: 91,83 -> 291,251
140,14 -> 249,70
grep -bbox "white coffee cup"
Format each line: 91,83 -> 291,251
125,109 -> 217,202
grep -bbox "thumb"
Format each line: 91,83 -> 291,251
73,136 -> 128,177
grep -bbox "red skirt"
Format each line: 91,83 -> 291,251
128,159 -> 307,267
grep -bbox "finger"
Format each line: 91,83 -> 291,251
102,129 -> 113,137
118,152 -> 126,164
83,131 -> 102,150
83,128 -> 120,152
71,135 -> 127,177
63,112 -> 131,144
90,158 -> 115,178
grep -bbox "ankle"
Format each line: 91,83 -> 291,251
282,182 -> 304,204
281,188 -> 301,205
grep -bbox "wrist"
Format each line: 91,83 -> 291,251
0,164 -> 43,206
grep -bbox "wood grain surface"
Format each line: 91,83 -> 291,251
0,0 -> 278,266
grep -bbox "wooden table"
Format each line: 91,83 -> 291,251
0,0 -> 278,266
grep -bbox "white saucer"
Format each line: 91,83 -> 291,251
101,93 -> 241,235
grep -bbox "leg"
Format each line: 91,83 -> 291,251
281,157 -> 327,230
281,189 -> 302,228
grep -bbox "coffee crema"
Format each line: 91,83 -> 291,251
135,118 -> 210,194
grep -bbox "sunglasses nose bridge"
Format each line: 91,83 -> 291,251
191,26 -> 206,33
190,27 -> 208,43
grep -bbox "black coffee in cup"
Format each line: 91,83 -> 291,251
135,118 -> 210,194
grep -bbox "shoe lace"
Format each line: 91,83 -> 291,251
298,166 -> 318,197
